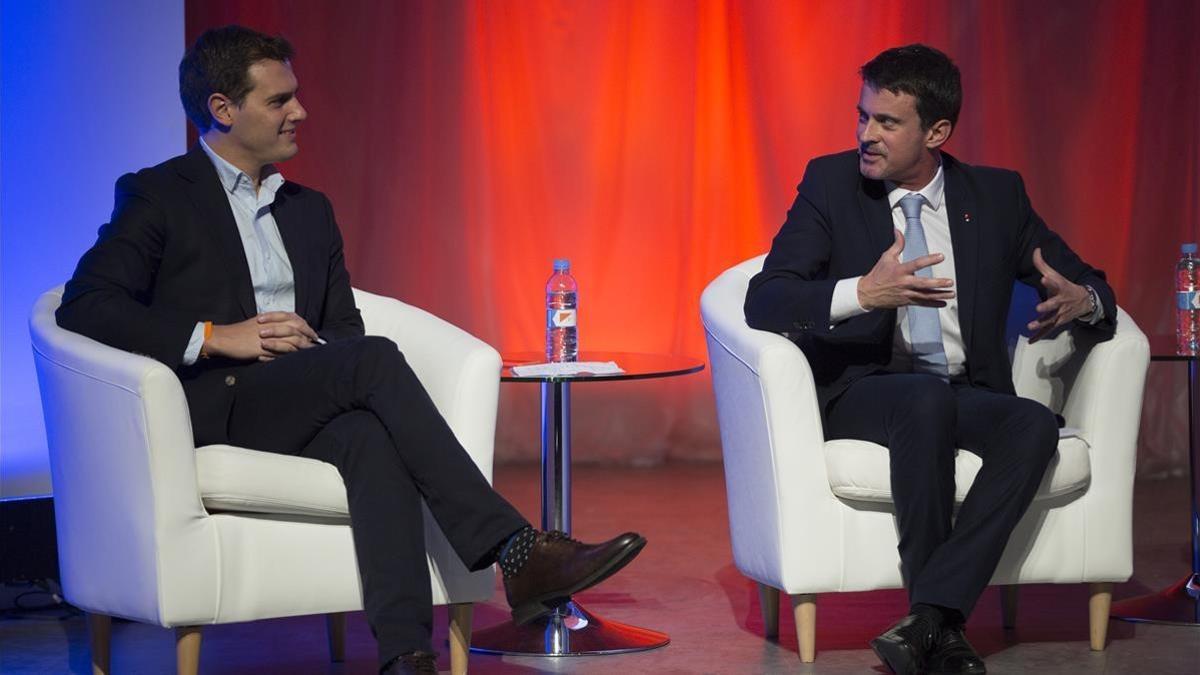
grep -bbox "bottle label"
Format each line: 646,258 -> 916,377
548,308 -> 577,327
1178,291 -> 1200,310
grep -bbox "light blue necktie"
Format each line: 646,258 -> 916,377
897,193 -> 949,379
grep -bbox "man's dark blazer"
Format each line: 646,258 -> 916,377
57,145 -> 364,445
744,149 -> 1116,417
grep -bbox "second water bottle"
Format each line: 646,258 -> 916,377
546,259 -> 578,362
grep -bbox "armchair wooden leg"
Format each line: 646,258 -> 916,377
757,583 -> 781,638
1001,585 -> 1019,629
1088,582 -> 1113,651
175,626 -> 202,675
790,593 -> 817,663
326,612 -> 346,662
448,602 -> 473,675
87,613 -> 111,675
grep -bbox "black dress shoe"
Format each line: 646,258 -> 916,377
869,612 -> 941,675
380,650 -> 437,674
927,626 -> 986,674
502,530 -> 646,625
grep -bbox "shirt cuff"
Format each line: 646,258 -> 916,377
182,321 -> 206,366
830,276 -> 870,324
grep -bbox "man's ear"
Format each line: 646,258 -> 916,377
208,93 -> 235,128
926,119 -> 953,149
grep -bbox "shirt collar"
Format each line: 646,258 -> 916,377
199,137 -> 285,197
885,159 -> 944,211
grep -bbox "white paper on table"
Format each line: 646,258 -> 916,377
1059,427 -> 1081,439
510,361 -> 624,377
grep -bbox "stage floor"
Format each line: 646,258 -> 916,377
2,463 -> 1197,674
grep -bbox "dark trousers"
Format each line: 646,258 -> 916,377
825,373 -> 1059,619
224,335 -> 529,662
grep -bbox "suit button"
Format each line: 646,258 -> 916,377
224,375 -> 237,386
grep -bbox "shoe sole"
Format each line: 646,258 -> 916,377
510,535 -> 647,625
869,637 -> 921,675
928,663 -> 987,675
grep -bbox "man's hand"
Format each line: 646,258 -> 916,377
202,312 -> 320,362
203,317 -> 270,361
255,311 -> 320,359
1026,248 -> 1092,343
857,229 -> 955,310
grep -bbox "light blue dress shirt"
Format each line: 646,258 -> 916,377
182,138 -> 296,364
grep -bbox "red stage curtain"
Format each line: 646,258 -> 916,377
187,0 -> 1198,472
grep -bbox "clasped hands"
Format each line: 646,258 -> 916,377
201,311 -> 320,361
857,230 -> 1091,343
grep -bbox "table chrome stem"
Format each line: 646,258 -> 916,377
541,380 -> 571,533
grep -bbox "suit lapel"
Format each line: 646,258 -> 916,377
856,175 -> 894,261
942,155 -> 980,359
271,186 -> 310,320
178,146 -> 257,319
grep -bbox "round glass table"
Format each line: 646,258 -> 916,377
1110,336 -> 1200,625
470,351 -> 705,656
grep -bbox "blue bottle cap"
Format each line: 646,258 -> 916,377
553,258 -> 570,271
1184,243 -> 1198,254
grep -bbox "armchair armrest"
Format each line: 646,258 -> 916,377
701,261 -> 842,585
1012,307 -> 1149,466
1011,307 -> 1149,578
30,287 -> 216,624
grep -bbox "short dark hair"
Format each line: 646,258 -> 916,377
860,44 -> 961,130
179,25 -> 294,132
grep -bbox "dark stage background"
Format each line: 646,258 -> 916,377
187,0 -> 1199,473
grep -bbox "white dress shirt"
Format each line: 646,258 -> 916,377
829,163 -> 968,377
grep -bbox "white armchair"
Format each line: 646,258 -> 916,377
701,255 -> 1150,662
30,286 -> 501,675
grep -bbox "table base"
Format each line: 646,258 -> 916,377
469,601 -> 670,656
1111,574 -> 1200,625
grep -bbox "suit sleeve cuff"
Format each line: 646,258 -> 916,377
830,277 -> 870,324
182,321 -> 205,366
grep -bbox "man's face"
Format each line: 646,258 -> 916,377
224,59 -> 306,167
856,83 -> 940,189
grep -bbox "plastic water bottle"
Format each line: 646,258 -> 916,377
546,259 -> 578,362
1177,243 -> 1200,356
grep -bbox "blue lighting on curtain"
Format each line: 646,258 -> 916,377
1,0 -> 184,498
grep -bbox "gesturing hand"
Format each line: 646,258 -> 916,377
256,311 -> 320,359
857,229 -> 955,310
1026,248 -> 1092,343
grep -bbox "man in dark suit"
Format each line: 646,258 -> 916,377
57,25 -> 645,674
745,44 -> 1116,675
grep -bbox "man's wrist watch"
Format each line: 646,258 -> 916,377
1082,285 -> 1099,322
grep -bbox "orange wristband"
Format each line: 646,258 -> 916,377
200,321 -> 213,359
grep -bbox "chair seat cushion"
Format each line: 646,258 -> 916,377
196,445 -> 350,518
824,433 -> 1091,503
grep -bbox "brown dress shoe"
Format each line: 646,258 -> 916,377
379,650 -> 437,674
503,530 -> 646,624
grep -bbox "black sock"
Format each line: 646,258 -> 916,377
497,526 -> 537,578
911,602 -> 964,628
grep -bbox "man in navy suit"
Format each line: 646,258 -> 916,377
57,25 -> 644,674
745,44 -> 1116,675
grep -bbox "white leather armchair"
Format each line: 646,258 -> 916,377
701,255 -> 1150,662
30,286 -> 501,675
